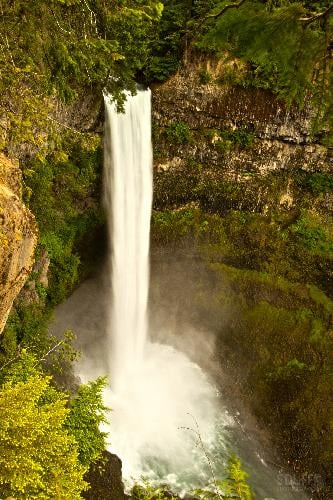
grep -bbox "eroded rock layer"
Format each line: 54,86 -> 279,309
152,63 -> 332,214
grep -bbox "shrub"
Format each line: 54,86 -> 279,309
0,351 -> 108,499
66,377 -> 109,467
290,211 -> 333,254
199,69 -> 213,84
166,121 -> 191,144
194,455 -> 253,499
220,127 -> 255,149
0,353 -> 88,499
22,134 -> 104,306
296,171 -> 333,197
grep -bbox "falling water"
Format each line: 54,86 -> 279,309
102,90 -> 229,488
104,90 -> 152,392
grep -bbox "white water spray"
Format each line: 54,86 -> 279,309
103,90 -> 232,489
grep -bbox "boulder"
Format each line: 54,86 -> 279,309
83,451 -> 126,500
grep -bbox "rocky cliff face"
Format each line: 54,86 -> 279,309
0,154 -> 37,333
152,62 -> 332,214
150,63 -> 333,498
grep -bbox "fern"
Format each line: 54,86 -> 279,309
194,455 -> 253,499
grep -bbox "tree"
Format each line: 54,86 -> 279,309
0,351 -> 108,499
0,0 -> 163,151
0,374 -> 88,499
194,0 -> 333,139
65,377 -> 109,467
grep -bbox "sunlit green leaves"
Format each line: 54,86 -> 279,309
194,455 -> 253,499
0,373 -> 88,499
65,377 -> 109,466
0,350 -> 108,498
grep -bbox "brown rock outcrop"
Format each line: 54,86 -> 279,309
0,153 -> 37,333
152,63 -> 332,214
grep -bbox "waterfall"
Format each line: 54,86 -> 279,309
102,89 -> 230,490
104,90 -> 152,392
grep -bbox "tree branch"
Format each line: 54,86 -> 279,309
179,414 -> 223,500
0,351 -> 22,372
199,0 -> 247,27
81,0 -> 99,36
47,116 -> 83,135
0,346 -> 35,372
300,4 -> 333,25
36,339 -> 65,366
0,33 -> 16,68
198,1 -> 333,30
50,9 -> 72,35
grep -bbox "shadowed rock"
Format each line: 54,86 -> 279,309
83,451 -> 126,500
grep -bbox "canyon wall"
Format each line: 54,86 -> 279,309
150,62 -> 333,498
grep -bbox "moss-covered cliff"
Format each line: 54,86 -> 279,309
150,61 -> 333,497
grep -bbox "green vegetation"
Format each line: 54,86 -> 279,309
199,69 -> 213,84
66,377 -> 108,467
147,0 -> 333,137
131,480 -> 178,499
151,204 -> 333,491
203,127 -> 255,152
1,0 -> 331,146
0,351 -> 108,499
220,127 -> 254,149
152,206 -> 333,295
23,133 -> 104,305
195,455 -> 253,499
166,121 -> 192,144
0,375 -> 87,499
0,0 -> 163,151
1,0 -> 332,497
144,0 -> 190,81
0,131 -> 109,498
1,131 -> 105,381
296,171 -> 333,196
130,456 -> 253,499
210,279 -> 333,485
194,0 -> 333,137
290,210 -> 333,254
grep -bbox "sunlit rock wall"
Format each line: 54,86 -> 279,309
0,153 -> 37,333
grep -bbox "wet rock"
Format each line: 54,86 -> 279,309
53,92 -> 103,133
83,451 -> 126,500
